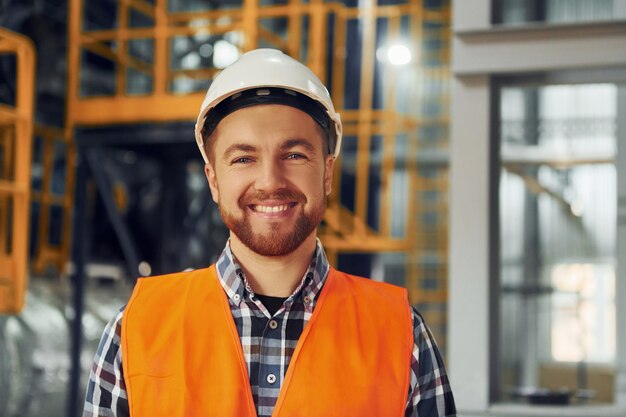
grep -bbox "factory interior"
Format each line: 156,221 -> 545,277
1,0 -> 626,416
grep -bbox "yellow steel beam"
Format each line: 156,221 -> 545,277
320,235 -> 413,252
82,28 -> 157,41
67,0 -> 83,124
287,0 -> 302,59
167,9 -> 240,22
170,67 -> 221,81
168,22 -> 241,37
154,0 -> 168,95
69,94 -> 205,125
1,127 -> 13,183
242,0 -> 259,50
258,5 -> 316,17
80,22 -> 241,39
0,104 -> 20,121
307,0 -> 326,81
0,38 -> 11,51
0,196 -> 6,260
0,179 -> 27,194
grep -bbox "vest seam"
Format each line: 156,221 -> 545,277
270,267 -> 336,417
121,276 -> 144,415
211,265 -> 258,417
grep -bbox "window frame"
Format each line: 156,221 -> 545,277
449,0 -> 626,415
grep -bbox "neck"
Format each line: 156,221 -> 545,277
229,232 -> 317,297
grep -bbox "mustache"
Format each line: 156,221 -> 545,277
239,189 -> 307,206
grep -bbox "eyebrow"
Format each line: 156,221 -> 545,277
279,138 -> 317,153
222,143 -> 257,161
221,138 -> 318,161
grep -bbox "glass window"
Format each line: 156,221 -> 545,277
497,83 -> 618,405
494,0 -> 626,25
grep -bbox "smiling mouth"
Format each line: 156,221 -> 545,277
250,203 -> 297,213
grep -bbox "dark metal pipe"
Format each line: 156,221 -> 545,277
67,150 -> 88,417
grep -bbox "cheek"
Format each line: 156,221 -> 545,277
215,171 -> 250,201
301,174 -> 328,200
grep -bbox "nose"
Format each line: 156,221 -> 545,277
254,159 -> 287,192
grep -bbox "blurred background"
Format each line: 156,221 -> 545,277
0,0 -> 625,416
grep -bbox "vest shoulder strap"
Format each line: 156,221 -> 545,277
274,267 -> 413,417
122,266 -> 256,417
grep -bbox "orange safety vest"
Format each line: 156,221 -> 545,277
122,265 -> 413,417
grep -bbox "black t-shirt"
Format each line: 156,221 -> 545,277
255,293 -> 288,317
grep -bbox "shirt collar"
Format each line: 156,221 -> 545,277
215,239 -> 330,307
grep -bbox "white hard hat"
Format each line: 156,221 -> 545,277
194,48 -> 342,163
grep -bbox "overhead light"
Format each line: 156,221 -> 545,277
387,44 -> 412,66
181,52 -> 200,69
377,43 -> 413,66
213,40 -> 240,69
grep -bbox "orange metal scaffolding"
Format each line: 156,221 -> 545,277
62,0 -> 451,341
0,27 -> 35,313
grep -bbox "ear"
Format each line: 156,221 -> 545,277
324,155 -> 335,196
204,162 -> 219,203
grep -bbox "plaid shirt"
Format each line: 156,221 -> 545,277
83,241 -> 456,417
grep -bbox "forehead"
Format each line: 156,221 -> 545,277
211,104 -> 324,152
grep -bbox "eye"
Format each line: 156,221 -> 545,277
286,153 -> 306,160
232,157 -> 252,164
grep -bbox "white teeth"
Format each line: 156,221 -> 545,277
254,204 -> 290,213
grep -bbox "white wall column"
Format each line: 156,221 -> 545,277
449,74 -> 491,413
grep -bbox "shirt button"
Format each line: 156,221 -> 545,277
233,294 -> 240,301
269,320 -> 278,329
303,295 -> 311,303
267,374 -> 276,384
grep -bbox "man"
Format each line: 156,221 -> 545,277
84,48 -> 456,417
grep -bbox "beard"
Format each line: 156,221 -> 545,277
218,187 -> 326,257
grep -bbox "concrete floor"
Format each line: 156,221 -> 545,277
0,270 -> 133,417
